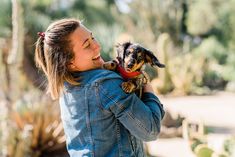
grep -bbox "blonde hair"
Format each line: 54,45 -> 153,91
35,18 -> 80,99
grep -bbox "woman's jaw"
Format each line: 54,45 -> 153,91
92,54 -> 104,68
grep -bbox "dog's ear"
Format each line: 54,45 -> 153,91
116,42 -> 131,58
144,49 -> 165,68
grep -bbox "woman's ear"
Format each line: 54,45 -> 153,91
144,49 -> 165,68
67,61 -> 76,71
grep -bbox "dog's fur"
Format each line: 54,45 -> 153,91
103,42 -> 165,96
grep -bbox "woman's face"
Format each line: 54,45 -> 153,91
69,25 -> 104,72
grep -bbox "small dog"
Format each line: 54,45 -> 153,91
103,42 -> 165,96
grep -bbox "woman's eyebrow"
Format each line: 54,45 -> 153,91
81,32 -> 93,47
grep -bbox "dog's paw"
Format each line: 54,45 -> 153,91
103,60 -> 118,70
122,82 -> 135,93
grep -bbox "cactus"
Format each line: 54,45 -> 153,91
1,92 -> 68,157
194,144 -> 214,157
153,33 -> 174,94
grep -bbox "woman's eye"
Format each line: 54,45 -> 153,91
83,37 -> 95,49
84,42 -> 90,48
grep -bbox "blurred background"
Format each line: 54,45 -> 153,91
0,0 -> 235,156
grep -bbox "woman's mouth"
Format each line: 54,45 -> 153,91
92,54 -> 101,60
92,54 -> 104,67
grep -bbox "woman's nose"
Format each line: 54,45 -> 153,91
91,39 -> 100,50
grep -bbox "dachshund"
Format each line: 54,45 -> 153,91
103,42 -> 165,97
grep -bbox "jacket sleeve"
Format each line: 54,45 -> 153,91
97,75 -> 165,141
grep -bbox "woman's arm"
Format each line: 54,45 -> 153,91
97,76 -> 165,141
143,83 -> 154,93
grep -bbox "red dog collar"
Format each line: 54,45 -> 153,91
117,65 -> 141,79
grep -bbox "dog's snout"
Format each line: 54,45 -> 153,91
127,60 -> 136,68
127,64 -> 133,68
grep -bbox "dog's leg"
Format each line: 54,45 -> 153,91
134,73 -> 149,98
141,71 -> 150,84
121,81 -> 136,93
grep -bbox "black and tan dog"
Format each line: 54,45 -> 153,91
103,42 -> 165,96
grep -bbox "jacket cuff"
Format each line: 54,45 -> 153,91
142,92 -> 165,119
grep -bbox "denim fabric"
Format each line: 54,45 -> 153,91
59,69 -> 165,157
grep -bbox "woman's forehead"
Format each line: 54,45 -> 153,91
70,25 -> 91,47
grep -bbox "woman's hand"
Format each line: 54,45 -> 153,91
143,83 -> 154,93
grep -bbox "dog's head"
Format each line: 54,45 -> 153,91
116,42 -> 165,72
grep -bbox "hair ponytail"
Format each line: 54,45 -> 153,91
35,36 -> 47,75
35,18 -> 80,99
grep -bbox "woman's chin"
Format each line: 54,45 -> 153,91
93,56 -> 104,68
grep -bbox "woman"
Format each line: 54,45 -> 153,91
35,18 -> 165,157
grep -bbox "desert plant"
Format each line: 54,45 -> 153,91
222,53 -> 235,83
194,144 -> 214,157
1,91 -> 68,157
151,33 -> 174,94
186,0 -> 218,36
193,37 -> 227,65
192,37 -> 228,89
224,136 -> 235,156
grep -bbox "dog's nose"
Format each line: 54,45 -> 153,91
127,61 -> 135,68
127,64 -> 132,68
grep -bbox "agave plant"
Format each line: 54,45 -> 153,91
2,91 -> 68,157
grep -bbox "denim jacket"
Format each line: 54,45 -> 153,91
59,69 -> 165,157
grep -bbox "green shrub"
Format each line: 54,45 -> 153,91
193,37 -> 227,65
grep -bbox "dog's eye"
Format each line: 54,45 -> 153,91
138,56 -> 143,60
125,51 -> 130,56
137,53 -> 143,60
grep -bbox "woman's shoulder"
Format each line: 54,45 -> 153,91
95,69 -> 122,79
64,69 -> 122,89
79,69 -> 123,85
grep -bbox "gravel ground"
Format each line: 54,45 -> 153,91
159,91 -> 235,128
146,91 -> 235,157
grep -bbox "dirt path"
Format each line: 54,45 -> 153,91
159,91 -> 235,128
146,91 -> 235,157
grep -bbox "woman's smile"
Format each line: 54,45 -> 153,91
69,25 -> 104,71
92,54 -> 101,60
